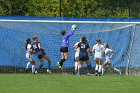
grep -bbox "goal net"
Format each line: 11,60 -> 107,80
0,19 -> 140,75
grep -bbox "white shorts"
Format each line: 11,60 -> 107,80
75,52 -> 79,58
94,52 -> 102,60
74,52 -> 79,61
26,53 -> 33,62
104,58 -> 111,64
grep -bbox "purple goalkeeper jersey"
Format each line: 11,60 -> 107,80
61,29 -> 74,47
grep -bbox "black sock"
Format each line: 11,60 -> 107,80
59,59 -> 66,67
37,64 -> 43,71
48,61 -> 51,70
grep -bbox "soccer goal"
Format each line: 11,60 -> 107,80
0,19 -> 140,75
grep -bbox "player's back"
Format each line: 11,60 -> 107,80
31,41 -> 40,53
78,42 -> 89,54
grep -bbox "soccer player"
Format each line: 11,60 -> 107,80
25,38 -> 35,74
102,43 -> 122,75
76,36 -> 92,76
31,36 -> 51,73
57,25 -> 77,71
92,38 -> 104,76
73,40 -> 80,73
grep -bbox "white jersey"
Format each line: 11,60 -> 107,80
26,44 -> 33,62
74,42 -> 80,58
26,44 -> 31,54
104,48 -> 113,63
92,44 -> 104,59
105,48 -> 113,59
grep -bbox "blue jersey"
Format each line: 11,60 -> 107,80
61,30 -> 74,47
78,42 -> 90,54
31,41 -> 41,53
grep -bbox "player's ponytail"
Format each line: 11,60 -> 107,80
25,38 -> 31,50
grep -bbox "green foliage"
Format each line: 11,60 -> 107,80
0,0 -> 139,18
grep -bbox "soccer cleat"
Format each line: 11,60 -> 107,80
47,69 -> 52,73
87,73 -> 91,76
35,71 -> 38,74
98,72 -> 101,76
77,74 -> 81,76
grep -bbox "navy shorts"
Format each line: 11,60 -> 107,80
36,50 -> 46,59
60,47 -> 68,53
78,53 -> 89,61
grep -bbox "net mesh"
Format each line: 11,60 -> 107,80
0,20 -> 139,75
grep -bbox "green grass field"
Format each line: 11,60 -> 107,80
0,74 -> 140,93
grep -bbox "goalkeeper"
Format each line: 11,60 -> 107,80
57,25 -> 77,71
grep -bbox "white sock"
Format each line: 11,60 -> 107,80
32,65 -> 35,73
113,67 -> 120,73
75,62 -> 78,71
98,65 -> 102,72
95,64 -> 99,71
102,68 -> 104,75
26,62 -> 31,69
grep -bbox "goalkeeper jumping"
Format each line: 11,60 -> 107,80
57,25 -> 77,71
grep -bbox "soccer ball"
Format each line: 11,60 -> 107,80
71,24 -> 77,30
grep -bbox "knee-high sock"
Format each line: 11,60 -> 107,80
59,59 -> 66,67
75,62 -> 78,72
98,65 -> 102,72
102,68 -> 105,75
26,62 -> 31,69
87,64 -> 91,74
32,65 -> 35,73
37,64 -> 43,71
78,67 -> 82,75
95,64 -> 99,71
113,67 -> 120,73
48,61 -> 51,70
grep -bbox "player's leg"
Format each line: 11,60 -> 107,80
85,60 -> 91,75
57,47 -> 68,69
102,61 -> 108,75
77,60 -> 83,75
74,57 -> 78,73
95,58 -> 99,76
43,54 -> 51,73
25,53 -> 31,72
109,63 -> 121,75
98,59 -> 102,76
25,62 -> 31,72
35,57 -> 44,73
57,52 -> 65,70
30,60 -> 35,74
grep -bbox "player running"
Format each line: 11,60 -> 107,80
57,25 -> 77,71
31,36 -> 51,73
102,43 -> 122,75
76,36 -> 92,76
25,38 -> 35,74
92,38 -> 104,76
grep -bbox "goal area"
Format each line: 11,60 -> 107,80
0,17 -> 140,76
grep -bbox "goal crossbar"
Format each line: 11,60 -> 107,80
0,19 -> 140,24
